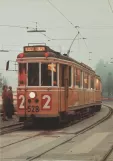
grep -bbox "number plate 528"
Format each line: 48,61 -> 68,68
27,106 -> 39,112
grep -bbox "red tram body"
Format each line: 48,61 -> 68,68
7,45 -> 102,124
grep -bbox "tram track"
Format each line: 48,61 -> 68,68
23,105 -> 113,161
0,105 -> 112,151
0,123 -> 23,135
100,145 -> 113,161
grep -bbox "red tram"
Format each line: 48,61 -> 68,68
6,44 -> 102,124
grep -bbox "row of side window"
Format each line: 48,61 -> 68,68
60,65 -> 101,90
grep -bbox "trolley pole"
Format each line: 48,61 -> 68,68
67,31 -> 79,56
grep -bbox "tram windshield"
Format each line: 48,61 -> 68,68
28,63 -> 39,86
28,63 -> 57,86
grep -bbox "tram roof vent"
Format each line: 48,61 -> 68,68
28,43 -> 46,46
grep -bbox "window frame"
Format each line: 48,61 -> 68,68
90,75 -> 95,90
83,72 -> 89,89
95,78 -> 101,91
18,62 -> 27,86
75,68 -> 82,88
26,62 -> 59,87
69,66 -> 73,88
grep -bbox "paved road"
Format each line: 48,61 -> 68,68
103,100 -> 113,107
0,104 -> 112,161
0,115 -> 19,128
35,103 -> 113,161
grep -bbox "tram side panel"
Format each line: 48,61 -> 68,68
95,90 -> 101,102
68,89 -> 79,108
89,90 -> 95,103
66,89 -> 97,111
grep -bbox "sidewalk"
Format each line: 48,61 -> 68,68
0,114 -> 19,129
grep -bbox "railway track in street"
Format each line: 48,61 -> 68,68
0,103 -> 111,136
27,105 -> 112,161
0,122 -> 23,135
0,104 -> 112,152
18,105 -> 113,161
100,145 -> 113,161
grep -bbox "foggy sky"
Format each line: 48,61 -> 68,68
0,0 -> 113,89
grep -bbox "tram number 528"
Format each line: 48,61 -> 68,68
41,94 -> 52,110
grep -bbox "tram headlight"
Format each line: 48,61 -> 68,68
29,92 -> 36,98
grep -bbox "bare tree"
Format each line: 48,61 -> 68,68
105,72 -> 113,97
95,59 -> 113,97
0,73 -> 8,89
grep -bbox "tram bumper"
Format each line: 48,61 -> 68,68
19,114 -> 59,122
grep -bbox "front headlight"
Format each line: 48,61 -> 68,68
29,92 -> 36,98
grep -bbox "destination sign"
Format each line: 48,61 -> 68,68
24,46 -> 46,52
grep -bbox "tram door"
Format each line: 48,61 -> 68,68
64,65 -> 69,111
59,64 -> 69,111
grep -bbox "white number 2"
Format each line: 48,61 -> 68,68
42,95 -> 51,109
19,95 -> 25,109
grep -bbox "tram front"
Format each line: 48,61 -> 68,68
16,45 -> 60,123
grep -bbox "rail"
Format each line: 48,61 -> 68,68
1,104 -> 112,152
102,97 -> 113,101
27,105 -> 113,161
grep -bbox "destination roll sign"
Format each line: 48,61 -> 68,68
24,46 -> 46,52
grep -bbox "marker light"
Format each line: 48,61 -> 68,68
29,92 -> 36,98
44,52 -> 49,58
17,53 -> 24,58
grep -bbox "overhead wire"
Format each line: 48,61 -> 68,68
47,0 -> 90,54
108,0 -> 113,13
0,23 -> 51,41
47,0 -> 75,28
0,24 -> 32,29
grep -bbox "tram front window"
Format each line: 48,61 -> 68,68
41,63 -> 52,86
28,63 -> 57,86
28,63 -> 39,86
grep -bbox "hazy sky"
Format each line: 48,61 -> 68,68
0,0 -> 113,89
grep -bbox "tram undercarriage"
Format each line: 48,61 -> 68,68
19,103 -> 101,128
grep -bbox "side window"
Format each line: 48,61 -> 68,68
91,76 -> 94,89
76,68 -> 82,88
83,72 -> 89,88
19,63 -> 26,86
95,78 -> 100,90
51,63 -> 57,86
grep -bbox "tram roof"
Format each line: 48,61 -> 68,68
17,45 -> 100,77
